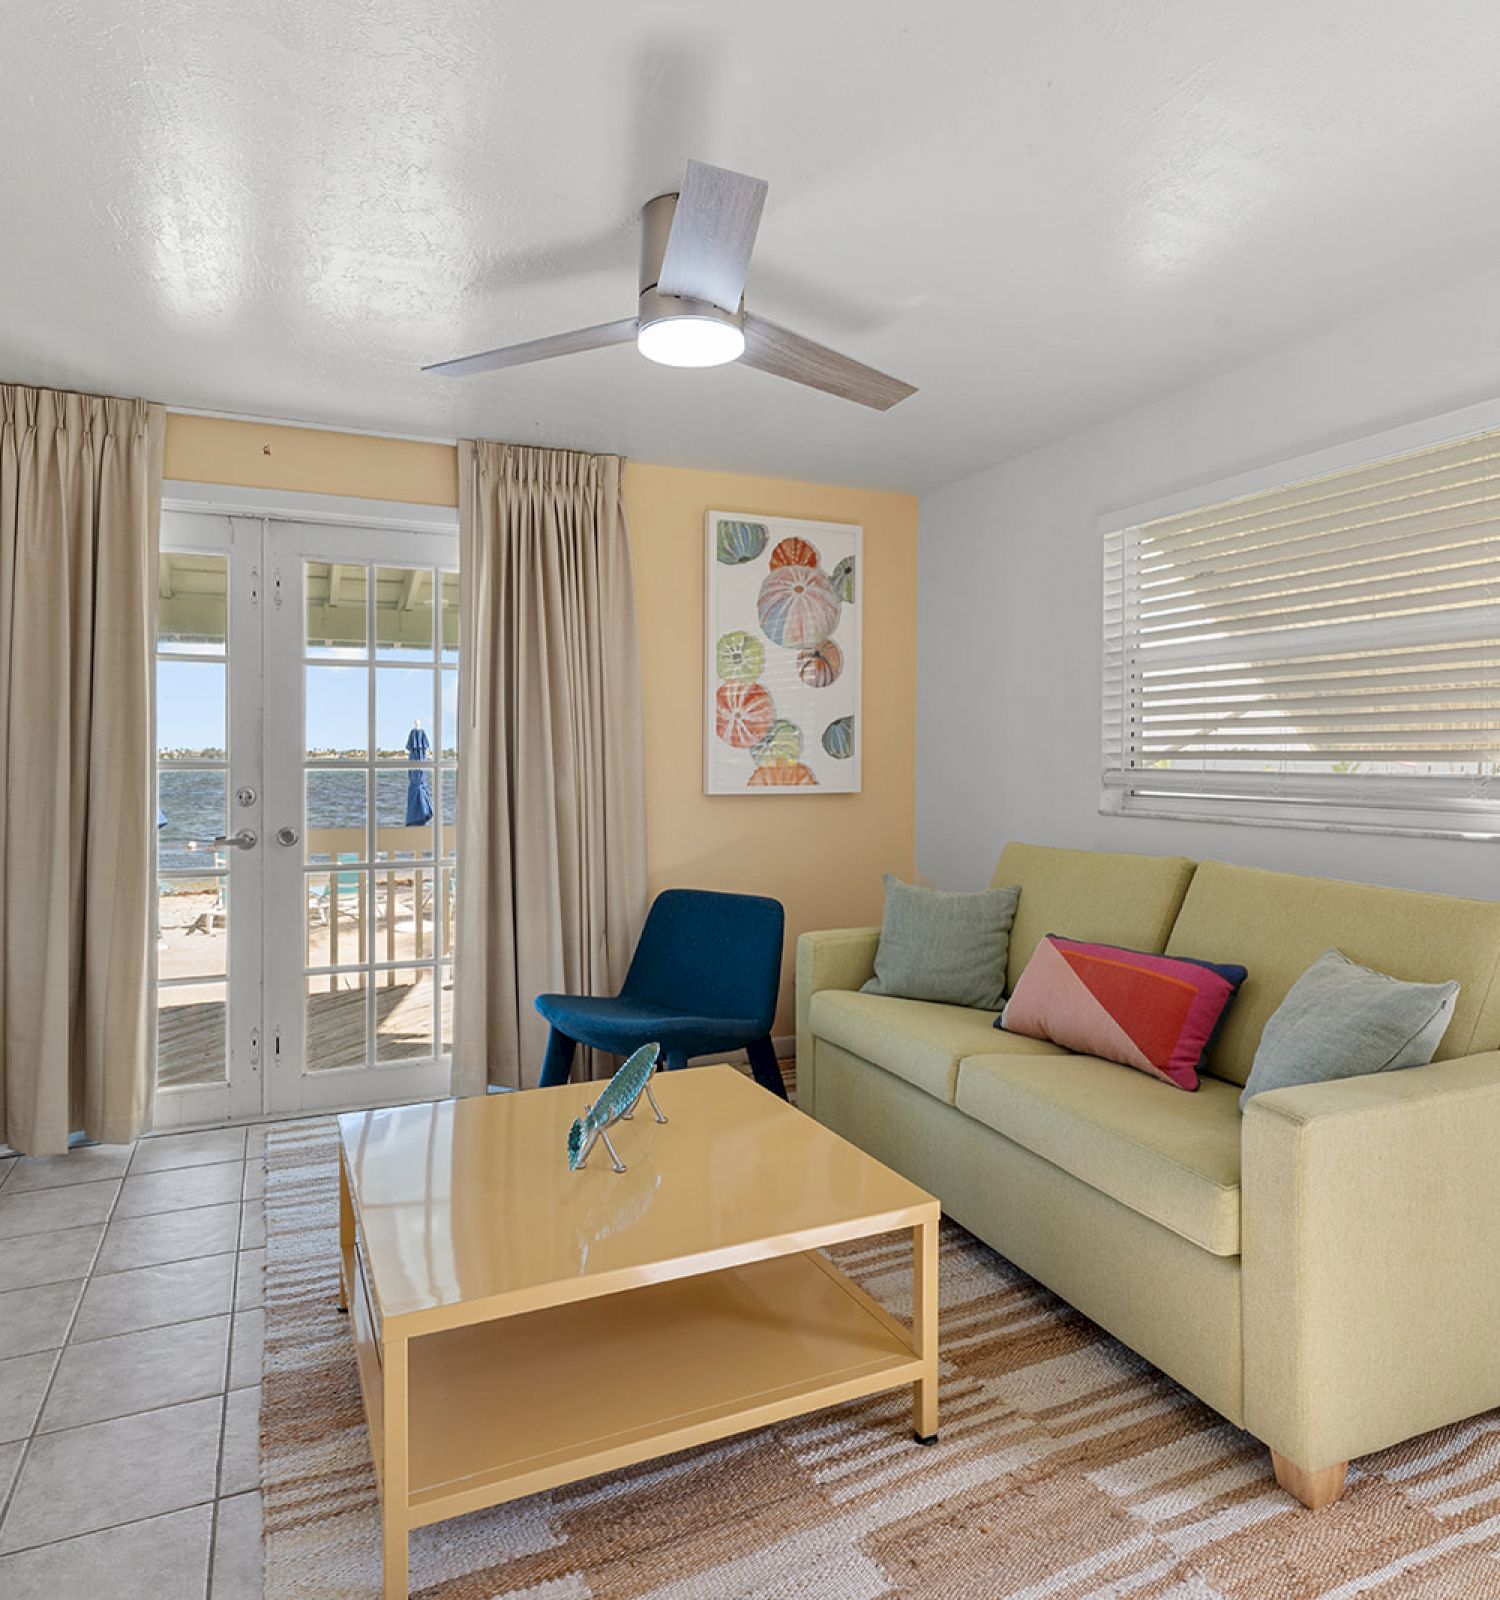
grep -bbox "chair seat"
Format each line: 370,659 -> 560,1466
534,992 -> 765,1057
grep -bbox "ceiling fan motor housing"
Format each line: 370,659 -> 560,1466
637,192 -> 745,338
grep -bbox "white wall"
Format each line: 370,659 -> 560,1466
916,262 -> 1500,899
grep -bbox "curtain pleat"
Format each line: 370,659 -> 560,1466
0,384 -> 164,1154
453,442 -> 646,1089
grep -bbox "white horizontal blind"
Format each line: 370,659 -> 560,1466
1102,427 -> 1500,836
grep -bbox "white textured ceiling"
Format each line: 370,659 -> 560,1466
5,2 -> 1500,490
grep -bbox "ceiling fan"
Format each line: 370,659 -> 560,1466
422,161 -> 916,411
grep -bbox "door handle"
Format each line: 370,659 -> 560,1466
211,829 -> 259,851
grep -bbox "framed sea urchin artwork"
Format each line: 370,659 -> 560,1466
705,511 -> 861,795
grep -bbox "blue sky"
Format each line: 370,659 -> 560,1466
158,661 -> 458,756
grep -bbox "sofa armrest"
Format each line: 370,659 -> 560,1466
795,927 -> 881,1118
1242,1050 -> 1500,1471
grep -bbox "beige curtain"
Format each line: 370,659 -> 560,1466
453,442 -> 647,1091
0,385 -> 164,1155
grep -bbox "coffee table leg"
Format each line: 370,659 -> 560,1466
383,1332 -> 410,1598
913,1215 -> 939,1443
337,1156 -> 352,1313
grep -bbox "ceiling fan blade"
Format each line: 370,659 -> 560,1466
422,318 -> 638,378
656,160 -> 768,313
739,315 -> 916,411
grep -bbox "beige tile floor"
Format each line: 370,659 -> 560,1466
0,1125 -> 268,1599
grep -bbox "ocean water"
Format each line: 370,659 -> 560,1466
157,767 -> 457,875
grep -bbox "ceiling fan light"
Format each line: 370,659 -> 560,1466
636,315 -> 745,368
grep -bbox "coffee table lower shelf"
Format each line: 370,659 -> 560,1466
346,1243 -> 932,1592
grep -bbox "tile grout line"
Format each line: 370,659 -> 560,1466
25,1313 -> 242,1434
0,1123 -> 274,1583
0,1496 -> 224,1563
0,1147 -> 135,1543
0,1129 -> 260,1582
65,1280 -> 242,1348
206,1245 -> 242,1598
89,1243 -> 241,1283
211,1146 -> 264,1596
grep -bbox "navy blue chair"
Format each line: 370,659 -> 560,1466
534,889 -> 787,1098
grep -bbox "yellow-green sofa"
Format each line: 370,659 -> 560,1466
796,842 -> 1500,1507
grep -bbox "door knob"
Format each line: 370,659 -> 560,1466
210,829 -> 258,851
276,826 -> 300,847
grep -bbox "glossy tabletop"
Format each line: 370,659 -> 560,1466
339,1064 -> 935,1326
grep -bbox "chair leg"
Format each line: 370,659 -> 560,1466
746,1036 -> 789,1099
539,1027 -> 578,1088
661,1048 -> 691,1073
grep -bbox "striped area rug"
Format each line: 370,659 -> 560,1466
260,1118 -> 1500,1598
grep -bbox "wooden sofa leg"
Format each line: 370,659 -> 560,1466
1271,1449 -> 1348,1509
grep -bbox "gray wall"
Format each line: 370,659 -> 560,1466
916,262 -> 1500,898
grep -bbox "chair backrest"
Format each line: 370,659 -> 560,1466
621,889 -> 785,1030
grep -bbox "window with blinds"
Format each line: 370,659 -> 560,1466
1102,426 -> 1500,837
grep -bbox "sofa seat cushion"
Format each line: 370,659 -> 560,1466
955,1053 -> 1243,1255
809,990 -> 1066,1103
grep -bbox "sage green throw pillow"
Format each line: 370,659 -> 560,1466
861,875 -> 1020,1010
1239,949 -> 1459,1109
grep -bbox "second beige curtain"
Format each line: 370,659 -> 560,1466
453,442 -> 647,1090
0,384 -> 164,1155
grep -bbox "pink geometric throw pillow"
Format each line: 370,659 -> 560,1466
998,935 -> 1247,1091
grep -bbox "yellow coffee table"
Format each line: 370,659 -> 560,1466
337,1063 -> 941,1599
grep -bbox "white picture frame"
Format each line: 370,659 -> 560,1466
704,510 -> 862,795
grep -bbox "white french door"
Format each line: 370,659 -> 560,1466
154,494 -> 459,1128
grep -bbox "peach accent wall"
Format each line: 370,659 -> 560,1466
164,416 -> 918,1037
626,465 -> 917,1035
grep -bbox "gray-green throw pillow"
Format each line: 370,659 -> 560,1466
1240,949 -> 1459,1109
861,875 -> 1020,1010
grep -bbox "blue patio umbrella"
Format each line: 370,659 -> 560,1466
405,723 -> 434,825
157,807 -> 168,829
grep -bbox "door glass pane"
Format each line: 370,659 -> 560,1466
306,666 -> 368,760
157,770 -> 227,869
158,661 -> 226,760
305,870 -> 368,966
371,868 -> 439,963
375,770 -> 434,859
305,770 -> 367,864
306,972 -> 368,1071
440,669 -> 458,760
295,550 -> 458,1084
158,553 -> 226,653
306,562 -> 368,658
438,963 -> 454,1052
438,864 -> 456,956
375,566 -> 434,659
376,668 -> 434,759
157,982 -> 227,1089
376,967 -> 435,1061
158,878 -> 228,981
440,770 -> 457,855
440,572 -> 459,662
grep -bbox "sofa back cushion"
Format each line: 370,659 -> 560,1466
1166,860 -> 1500,1087
991,842 -> 1197,995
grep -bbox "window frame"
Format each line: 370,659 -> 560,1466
1098,395 -> 1500,842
